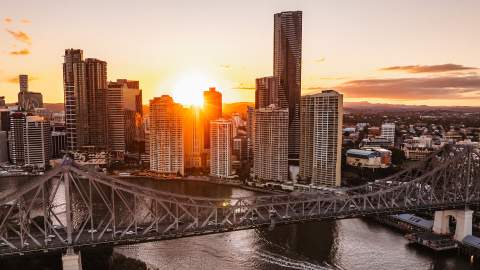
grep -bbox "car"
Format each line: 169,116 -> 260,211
282,215 -> 291,219
47,234 -> 56,239
125,230 -> 136,235
87,229 -> 98,233
105,228 -> 113,233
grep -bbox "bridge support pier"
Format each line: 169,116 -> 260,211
62,248 -> 82,270
433,209 -> 473,241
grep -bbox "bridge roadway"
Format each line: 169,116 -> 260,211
0,145 -> 479,257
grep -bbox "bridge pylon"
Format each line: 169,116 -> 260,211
433,209 -> 473,241
62,248 -> 82,270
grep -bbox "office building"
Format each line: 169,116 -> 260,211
8,112 -> 26,165
255,76 -> 276,109
85,58 -> 108,150
52,131 -> 66,158
63,49 -> 87,150
274,11 -> 302,160
149,95 -> 184,176
106,83 -> 125,156
0,109 -> 9,131
0,131 -> 8,163
116,79 -> 144,153
0,96 -> 5,107
246,106 -> 254,160
203,87 -> 222,149
233,135 -> 248,162
24,116 -> 52,168
184,106 -> 204,168
253,105 -> 288,182
17,74 -> 43,111
210,119 -> 233,178
381,123 -> 395,146
299,90 -> 343,187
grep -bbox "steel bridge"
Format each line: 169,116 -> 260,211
0,145 -> 479,257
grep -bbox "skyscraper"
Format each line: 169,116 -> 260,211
85,58 -> 108,150
106,85 -> 125,156
184,106 -> 204,169
210,118 -> 233,178
300,90 -> 343,187
116,79 -> 144,153
255,76 -> 276,109
8,112 -> 26,165
17,74 -> 43,111
63,49 -> 87,150
24,116 -> 52,168
203,87 -> 222,149
253,105 -> 289,183
149,95 -> 184,176
381,123 -> 396,147
246,106 -> 254,161
274,11 -> 302,161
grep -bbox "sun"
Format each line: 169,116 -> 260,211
172,71 -> 217,106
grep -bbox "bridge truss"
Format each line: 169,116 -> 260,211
0,145 -> 479,256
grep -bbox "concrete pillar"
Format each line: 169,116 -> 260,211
62,248 -> 82,270
432,209 -> 473,241
454,209 -> 473,241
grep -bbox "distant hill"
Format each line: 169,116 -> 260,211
223,102 -> 254,118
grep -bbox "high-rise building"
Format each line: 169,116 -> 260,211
106,84 -> 125,156
63,49 -> 87,150
0,109 -> 9,132
274,11 -> 302,161
85,58 -> 108,150
381,123 -> 396,147
149,95 -> 184,176
203,87 -> 222,149
19,74 -> 28,92
299,90 -> 343,187
246,106 -> 254,160
115,79 -> 144,153
17,74 -> 43,111
184,106 -> 204,169
24,116 -> 52,168
210,118 -> 232,178
233,135 -> 248,162
52,131 -> 66,158
253,105 -> 288,182
255,76 -> 276,109
0,131 -> 8,163
8,112 -> 26,165
0,96 -> 6,107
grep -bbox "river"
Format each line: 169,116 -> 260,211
0,176 -> 477,270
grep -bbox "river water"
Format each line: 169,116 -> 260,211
0,176 -> 478,270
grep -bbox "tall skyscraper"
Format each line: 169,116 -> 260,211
210,119 -> 233,178
85,58 -> 108,150
0,131 -> 8,163
149,95 -> 184,176
17,74 -> 43,111
24,116 -> 52,168
253,105 -> 288,182
255,76 -> 276,109
19,74 -> 28,92
246,106 -> 254,160
106,85 -> 125,156
116,79 -> 144,153
63,49 -> 87,150
8,112 -> 26,165
203,87 -> 222,149
299,90 -> 343,187
274,11 -> 302,161
51,131 -> 66,158
184,106 -> 204,169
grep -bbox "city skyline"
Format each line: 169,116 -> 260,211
1,0 -> 479,106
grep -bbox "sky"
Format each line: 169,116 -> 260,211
0,0 -> 479,106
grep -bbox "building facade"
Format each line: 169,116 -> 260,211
8,112 -> 26,165
184,106 -> 204,169
253,105 -> 289,182
299,90 -> 343,187
85,58 -> 108,150
149,95 -> 184,176
24,116 -> 52,168
381,123 -> 395,146
106,84 -> 125,156
210,119 -> 233,178
274,11 -> 302,160
255,76 -> 276,109
203,87 -> 222,149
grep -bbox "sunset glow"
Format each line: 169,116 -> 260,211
172,72 -> 217,106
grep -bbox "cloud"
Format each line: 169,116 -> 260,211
20,19 -> 31,24
9,49 -> 30,55
232,83 -> 255,90
3,17 -> 12,24
5,29 -> 32,44
4,75 -> 38,84
315,57 -> 326,63
380,64 -> 477,73
334,75 -> 480,100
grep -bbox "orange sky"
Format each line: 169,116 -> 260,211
1,0 -> 479,106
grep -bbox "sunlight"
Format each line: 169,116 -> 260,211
172,71 -> 217,106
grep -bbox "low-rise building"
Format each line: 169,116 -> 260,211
346,148 -> 391,169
